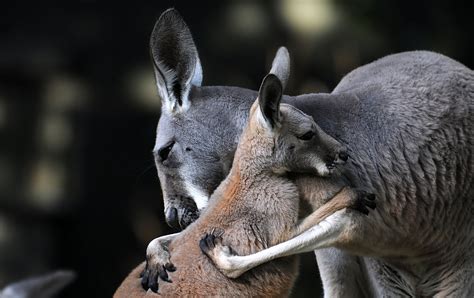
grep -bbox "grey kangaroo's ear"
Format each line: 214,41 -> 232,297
258,74 -> 283,129
269,47 -> 290,90
150,8 -> 203,113
0,270 -> 75,298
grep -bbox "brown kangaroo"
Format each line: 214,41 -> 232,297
114,74 -> 375,297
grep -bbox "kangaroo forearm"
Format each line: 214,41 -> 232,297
205,185 -> 368,278
294,187 -> 356,236
209,210 -> 348,278
294,174 -> 347,210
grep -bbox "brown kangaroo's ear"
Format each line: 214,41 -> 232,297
150,8 -> 203,113
258,74 -> 283,129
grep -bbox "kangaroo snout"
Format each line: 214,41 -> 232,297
164,196 -> 200,230
326,148 -> 349,170
338,151 -> 349,162
165,207 -> 180,229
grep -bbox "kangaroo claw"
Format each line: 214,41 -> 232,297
351,190 -> 377,216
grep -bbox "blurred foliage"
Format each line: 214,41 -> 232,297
0,0 -> 472,297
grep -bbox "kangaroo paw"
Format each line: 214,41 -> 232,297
199,233 -> 226,256
141,251 -> 175,293
351,190 -> 376,215
200,232 -> 244,278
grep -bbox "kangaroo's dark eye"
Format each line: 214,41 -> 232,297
158,141 -> 175,162
298,131 -> 315,140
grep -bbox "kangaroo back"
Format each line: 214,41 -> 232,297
294,51 -> 474,254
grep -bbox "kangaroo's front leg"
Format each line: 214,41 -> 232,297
141,233 -> 180,292
200,188 -> 375,278
294,187 -> 374,235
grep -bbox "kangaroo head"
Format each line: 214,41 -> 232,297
151,9 -> 255,229
150,9 -> 338,229
240,74 -> 347,176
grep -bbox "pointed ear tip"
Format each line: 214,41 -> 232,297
154,8 -> 185,31
161,8 -> 182,19
151,8 -> 188,47
277,46 -> 289,56
274,47 -> 290,63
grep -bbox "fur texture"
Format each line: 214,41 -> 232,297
140,9 -> 473,297
116,76 -> 372,297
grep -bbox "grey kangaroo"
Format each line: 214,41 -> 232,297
141,9 -> 473,297
115,74 -> 375,297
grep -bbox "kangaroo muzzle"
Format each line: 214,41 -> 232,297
326,148 -> 349,170
164,196 -> 200,230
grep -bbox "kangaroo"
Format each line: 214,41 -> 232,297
115,74 -> 375,297
0,271 -> 75,298
140,9 -> 473,297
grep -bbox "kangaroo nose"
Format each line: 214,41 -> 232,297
339,151 -> 349,162
165,207 -> 179,229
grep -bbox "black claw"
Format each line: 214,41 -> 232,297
359,206 -> 369,215
141,269 -> 149,290
150,269 -> 160,292
350,189 -> 377,215
159,266 -> 172,283
200,233 -> 219,255
209,234 -> 217,248
339,151 -> 349,161
205,234 -> 216,249
140,258 -> 176,293
165,263 -> 176,272
366,200 -> 376,209
199,236 -> 210,254
149,276 -> 158,293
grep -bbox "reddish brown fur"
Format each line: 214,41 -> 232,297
115,263 -> 156,298
115,182 -> 361,297
115,99 -> 365,297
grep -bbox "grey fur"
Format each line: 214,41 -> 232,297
149,9 -> 474,297
133,74 -> 372,296
150,8 -> 202,113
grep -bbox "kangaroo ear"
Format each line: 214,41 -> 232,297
269,47 -> 290,90
0,270 -> 75,298
258,74 -> 283,130
150,8 -> 203,113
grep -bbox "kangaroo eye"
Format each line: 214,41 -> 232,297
158,141 -> 175,162
298,131 -> 315,141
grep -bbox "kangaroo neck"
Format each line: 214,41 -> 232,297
228,89 -> 341,135
218,163 -> 295,207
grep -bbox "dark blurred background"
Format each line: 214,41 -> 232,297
0,0 -> 472,297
